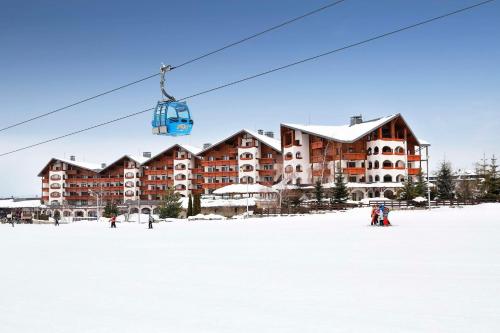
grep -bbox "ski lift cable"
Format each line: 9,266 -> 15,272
0,0 -> 495,157
0,0 -> 347,133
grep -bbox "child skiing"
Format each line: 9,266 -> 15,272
370,205 -> 378,226
148,214 -> 154,229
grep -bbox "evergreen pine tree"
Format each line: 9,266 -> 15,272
414,171 -> 428,197
483,155 -> 500,199
314,180 -> 324,203
187,194 -> 193,217
436,161 -> 455,200
53,210 -> 61,220
103,201 -> 119,218
193,194 -> 201,215
333,172 -> 349,203
159,188 -> 182,218
398,176 -> 416,200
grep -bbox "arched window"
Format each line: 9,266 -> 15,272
394,146 -> 405,154
240,153 -> 253,160
240,176 -> 254,184
383,160 -> 393,168
382,146 -> 393,154
368,161 -> 373,169
285,165 -> 293,173
50,174 -> 61,181
383,175 -> 393,183
384,190 -> 394,199
396,174 -> 405,182
125,172 -> 135,179
295,152 -> 302,159
296,178 -> 302,185
367,147 -> 372,155
50,183 -> 61,189
395,160 -> 405,169
368,175 -> 373,182
296,165 -> 302,172
63,211 -> 71,217
125,181 -> 134,188
50,192 -> 61,198
175,174 -> 186,180
175,163 -> 186,170
125,190 -> 135,197
375,175 -> 380,182
285,152 -> 293,160
240,164 -> 254,172
374,161 -> 380,169
373,147 -> 379,155
175,184 -> 187,190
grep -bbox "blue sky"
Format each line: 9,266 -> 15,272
0,0 -> 498,196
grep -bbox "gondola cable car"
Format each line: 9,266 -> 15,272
152,64 -> 193,136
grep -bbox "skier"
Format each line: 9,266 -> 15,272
8,213 -> 14,227
378,204 -> 385,226
54,216 -> 59,226
370,205 -> 378,226
110,215 -> 117,228
383,207 -> 391,226
148,213 -> 154,229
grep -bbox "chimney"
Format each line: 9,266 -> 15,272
142,152 -> 152,158
257,129 -> 264,135
70,155 -> 76,161
203,143 -> 212,149
350,115 -> 363,126
264,131 -> 274,138
101,163 -> 106,169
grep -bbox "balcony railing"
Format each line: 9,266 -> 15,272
343,152 -> 366,160
201,171 -> 238,177
407,155 -> 421,162
257,158 -> 275,164
201,159 -> 238,167
312,169 -> 331,177
408,168 -> 420,175
343,167 -> 365,175
144,169 -> 172,176
258,169 -> 276,176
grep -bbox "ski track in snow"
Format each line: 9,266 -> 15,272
1,204 -> 499,332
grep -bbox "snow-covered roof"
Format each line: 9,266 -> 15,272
145,144 -> 202,164
243,129 -> 281,151
0,199 -> 44,208
282,114 -> 425,145
177,144 -> 202,156
38,157 -> 103,176
282,115 -> 399,143
180,197 -> 257,209
199,129 -> 281,155
213,184 -> 278,195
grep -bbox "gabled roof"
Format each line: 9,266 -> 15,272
99,154 -> 149,173
282,113 -> 427,145
198,129 -> 281,155
37,157 -> 102,176
144,144 -> 202,164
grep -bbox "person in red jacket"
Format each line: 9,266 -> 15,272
370,205 -> 379,226
383,207 -> 391,226
110,215 -> 117,228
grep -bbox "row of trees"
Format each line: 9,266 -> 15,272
313,172 -> 349,203
429,155 -> 499,200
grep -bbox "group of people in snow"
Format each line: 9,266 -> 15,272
108,214 -> 155,229
371,204 -> 391,226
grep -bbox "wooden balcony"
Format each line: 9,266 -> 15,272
258,158 -> 275,164
258,169 -> 276,176
407,155 -> 421,162
343,152 -> 366,160
311,141 -> 323,149
408,168 -> 420,175
97,177 -> 123,183
189,167 -> 204,173
144,169 -> 172,176
201,160 -> 238,167
202,183 -> 227,189
311,155 -> 333,163
201,171 -> 238,177
343,167 -> 365,175
143,179 -> 173,186
312,169 -> 331,177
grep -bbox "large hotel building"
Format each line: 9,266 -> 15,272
39,114 -> 429,211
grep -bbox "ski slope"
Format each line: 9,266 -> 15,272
1,204 -> 499,332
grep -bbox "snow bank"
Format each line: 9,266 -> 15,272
187,213 -> 227,221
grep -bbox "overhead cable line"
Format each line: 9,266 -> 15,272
0,0 -> 347,133
0,0 -> 494,157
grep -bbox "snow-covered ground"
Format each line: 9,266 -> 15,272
1,204 -> 499,332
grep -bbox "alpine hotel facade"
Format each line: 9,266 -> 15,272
39,114 -> 429,214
